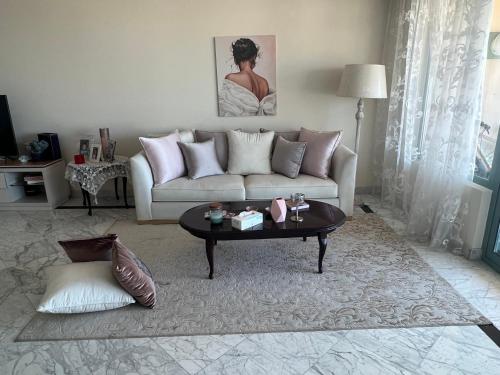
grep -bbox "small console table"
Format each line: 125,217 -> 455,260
0,159 -> 70,210
65,155 -> 130,216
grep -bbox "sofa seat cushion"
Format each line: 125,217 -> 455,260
244,174 -> 338,200
152,174 -> 245,202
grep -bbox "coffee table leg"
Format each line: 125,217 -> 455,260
205,239 -> 215,279
317,233 -> 327,273
303,236 -> 307,242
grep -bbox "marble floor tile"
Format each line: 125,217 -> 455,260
0,291 -> 36,343
304,335 -> 415,375
417,326 -> 500,374
0,338 -> 189,375
338,327 -> 444,372
246,331 -> 335,374
154,334 -> 245,374
198,338 -> 298,375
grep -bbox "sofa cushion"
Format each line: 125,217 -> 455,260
245,174 -> 338,200
271,136 -> 307,179
178,139 -> 224,179
194,130 -> 229,171
139,133 -> 186,186
260,128 -> 300,149
299,127 -> 342,179
227,130 -> 274,175
152,174 -> 245,202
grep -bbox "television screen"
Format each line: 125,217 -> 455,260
0,95 -> 19,158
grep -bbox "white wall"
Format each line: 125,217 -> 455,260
0,0 -> 388,188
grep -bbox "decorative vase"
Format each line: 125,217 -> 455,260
99,128 -> 111,162
271,198 -> 287,223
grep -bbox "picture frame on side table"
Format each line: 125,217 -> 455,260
89,144 -> 102,163
108,139 -> 117,162
79,139 -> 90,161
99,128 -> 111,162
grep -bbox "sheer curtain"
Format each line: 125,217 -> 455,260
374,0 -> 493,252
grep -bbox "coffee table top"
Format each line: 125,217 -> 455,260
179,200 -> 346,240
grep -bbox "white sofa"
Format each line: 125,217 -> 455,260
130,141 -> 357,223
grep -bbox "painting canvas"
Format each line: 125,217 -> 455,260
488,32 -> 500,59
215,35 -> 276,117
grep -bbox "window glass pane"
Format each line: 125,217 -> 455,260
494,222 -> 500,254
475,44 -> 500,181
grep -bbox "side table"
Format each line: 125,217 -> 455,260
65,155 -> 130,216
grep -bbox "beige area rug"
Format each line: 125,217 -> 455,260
17,214 -> 489,341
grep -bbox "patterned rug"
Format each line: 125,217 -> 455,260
17,213 -> 489,341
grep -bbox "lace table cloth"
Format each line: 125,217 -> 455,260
65,155 -> 130,196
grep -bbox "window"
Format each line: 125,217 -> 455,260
474,32 -> 500,188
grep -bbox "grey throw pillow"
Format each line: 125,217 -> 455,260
299,127 -> 342,179
194,130 -> 228,171
271,136 -> 307,179
178,139 -> 224,179
227,130 -> 274,175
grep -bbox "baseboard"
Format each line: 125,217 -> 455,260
355,186 -> 381,195
137,219 -> 178,225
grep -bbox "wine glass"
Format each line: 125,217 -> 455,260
290,193 -> 305,222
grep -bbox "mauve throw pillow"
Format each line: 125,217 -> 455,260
58,234 -> 118,262
299,127 -> 342,179
271,136 -> 307,179
194,130 -> 229,170
112,240 -> 156,308
139,133 -> 186,186
227,130 -> 274,175
178,139 -> 224,179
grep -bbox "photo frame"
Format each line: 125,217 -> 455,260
108,139 -> 117,162
79,139 -> 90,160
89,144 -> 102,163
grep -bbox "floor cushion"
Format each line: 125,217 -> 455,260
37,261 -> 135,314
112,241 -> 156,308
58,234 -> 118,262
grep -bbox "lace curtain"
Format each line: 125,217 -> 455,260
373,0 -> 493,252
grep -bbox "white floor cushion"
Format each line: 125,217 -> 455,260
37,261 -> 135,314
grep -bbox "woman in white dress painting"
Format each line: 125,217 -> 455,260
218,38 -> 277,116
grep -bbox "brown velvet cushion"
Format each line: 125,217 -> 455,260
299,127 -> 342,179
112,240 -> 156,308
194,130 -> 229,171
58,234 -> 118,262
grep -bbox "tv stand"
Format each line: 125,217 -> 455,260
0,159 -> 69,210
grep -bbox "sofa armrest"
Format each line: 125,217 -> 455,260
130,151 -> 154,221
331,144 -> 357,217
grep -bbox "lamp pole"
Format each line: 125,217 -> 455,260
354,98 -> 364,154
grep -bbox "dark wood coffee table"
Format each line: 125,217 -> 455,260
179,200 -> 346,279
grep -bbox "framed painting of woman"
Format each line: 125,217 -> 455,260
215,35 -> 277,117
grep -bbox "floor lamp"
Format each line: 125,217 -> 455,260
337,64 -> 387,154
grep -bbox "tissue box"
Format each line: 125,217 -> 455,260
231,211 -> 263,230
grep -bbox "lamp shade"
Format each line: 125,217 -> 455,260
337,64 -> 387,99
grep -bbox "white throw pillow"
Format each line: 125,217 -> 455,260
227,130 -> 275,175
37,261 -> 135,314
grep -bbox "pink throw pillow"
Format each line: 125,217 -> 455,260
139,133 -> 186,185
